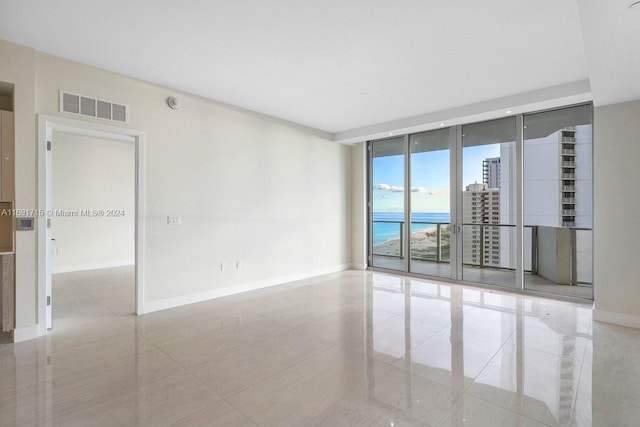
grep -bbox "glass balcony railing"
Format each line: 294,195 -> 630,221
462,224 -> 515,269
410,222 -> 450,263
372,221 -> 403,258
525,225 -> 593,286
372,221 -> 452,262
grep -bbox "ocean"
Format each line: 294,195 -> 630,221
372,212 -> 451,246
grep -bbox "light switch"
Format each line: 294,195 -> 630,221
167,215 -> 182,225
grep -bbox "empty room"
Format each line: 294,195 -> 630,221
1,1 -> 640,426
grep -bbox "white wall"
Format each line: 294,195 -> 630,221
0,38 -> 352,334
51,131 -> 135,273
593,100 -> 640,327
34,51 -> 351,309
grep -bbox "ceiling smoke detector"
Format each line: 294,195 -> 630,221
166,96 -> 181,110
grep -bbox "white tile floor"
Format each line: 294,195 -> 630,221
1,266 -> 639,426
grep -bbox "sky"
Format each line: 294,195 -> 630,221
372,144 -> 500,213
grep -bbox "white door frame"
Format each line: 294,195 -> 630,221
37,115 -> 145,335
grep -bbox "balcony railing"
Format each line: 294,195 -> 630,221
371,220 -> 593,286
372,221 -> 404,258
562,173 -> 576,179
562,161 -> 576,167
527,226 -> 592,285
410,222 -> 450,263
562,149 -> 576,155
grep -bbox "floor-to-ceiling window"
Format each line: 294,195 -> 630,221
367,103 -> 593,300
523,104 -> 593,298
409,129 -> 451,279
370,137 -> 406,271
461,118 -> 517,289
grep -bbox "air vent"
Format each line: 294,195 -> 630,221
59,91 -> 129,124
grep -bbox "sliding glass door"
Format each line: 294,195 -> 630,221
370,137 -> 406,271
461,118 -> 518,289
367,103 -> 593,300
409,129 -> 452,278
523,104 -> 593,298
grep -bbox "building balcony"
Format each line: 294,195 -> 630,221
562,209 -> 576,216
562,185 -> 576,192
562,149 -> 576,155
562,198 -> 576,204
562,161 -> 576,167
562,174 -> 576,180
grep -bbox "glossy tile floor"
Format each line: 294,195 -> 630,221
1,267 -> 640,426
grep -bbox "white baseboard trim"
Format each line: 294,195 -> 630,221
350,263 -> 368,270
593,309 -> 640,329
12,325 -> 38,343
142,263 -> 351,314
53,260 -> 135,274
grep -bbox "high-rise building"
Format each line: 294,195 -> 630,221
463,182 -> 501,267
560,127 -> 577,227
483,157 -> 501,189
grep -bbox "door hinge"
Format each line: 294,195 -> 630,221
47,141 -> 51,151
47,296 -> 51,306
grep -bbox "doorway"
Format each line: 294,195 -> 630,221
50,131 -> 135,323
37,115 -> 145,334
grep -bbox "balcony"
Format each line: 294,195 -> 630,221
562,185 -> 576,192
562,198 -> 576,204
562,209 -> 576,216
562,161 -> 576,167
562,149 -> 576,155
562,173 -> 575,180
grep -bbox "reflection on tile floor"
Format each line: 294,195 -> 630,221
2,266 -> 640,425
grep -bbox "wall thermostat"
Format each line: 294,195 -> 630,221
16,217 -> 34,230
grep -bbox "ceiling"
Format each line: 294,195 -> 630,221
0,0 -> 637,136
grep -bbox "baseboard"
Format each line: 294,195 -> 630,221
350,263 -> 368,270
593,309 -> 640,329
53,260 -> 135,274
142,263 -> 351,314
12,325 -> 38,343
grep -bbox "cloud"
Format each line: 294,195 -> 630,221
376,184 -> 404,192
427,189 -> 450,196
376,185 -> 449,195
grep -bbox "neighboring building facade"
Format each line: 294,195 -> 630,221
463,182 -> 501,267
483,157 -> 501,189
